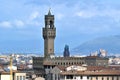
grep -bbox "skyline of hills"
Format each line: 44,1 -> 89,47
0,35 -> 120,57
71,35 -> 120,56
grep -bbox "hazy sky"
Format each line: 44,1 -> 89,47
0,0 -> 120,55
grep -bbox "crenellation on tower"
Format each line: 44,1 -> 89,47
43,28 -> 56,39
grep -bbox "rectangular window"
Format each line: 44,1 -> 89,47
66,75 -> 73,79
20,76 -> 22,80
81,76 -> 83,79
17,76 -> 19,80
55,74 -> 57,80
87,76 -> 89,79
107,77 -> 109,80
23,76 -> 25,80
102,77 -> 104,80
112,76 -> 114,80
66,75 -> 69,79
117,76 -> 119,80
96,76 -> 98,80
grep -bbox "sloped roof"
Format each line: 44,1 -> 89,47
60,70 -> 120,76
60,65 -> 120,76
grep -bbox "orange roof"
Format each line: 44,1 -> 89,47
43,61 -> 54,65
87,66 -> 105,71
60,70 -> 120,76
56,66 -> 66,71
60,65 -> 120,76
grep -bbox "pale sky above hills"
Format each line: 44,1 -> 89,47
0,0 -> 120,55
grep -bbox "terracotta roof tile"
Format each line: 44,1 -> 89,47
60,70 -> 120,76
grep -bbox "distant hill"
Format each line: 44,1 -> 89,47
71,35 -> 120,55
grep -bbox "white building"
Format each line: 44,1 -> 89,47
14,72 -> 26,80
0,72 -> 26,80
1,73 -> 11,80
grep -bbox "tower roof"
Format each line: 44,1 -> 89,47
48,8 -> 52,15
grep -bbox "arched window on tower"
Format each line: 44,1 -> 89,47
50,21 -> 54,28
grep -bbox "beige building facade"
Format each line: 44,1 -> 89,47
1,73 -> 10,80
14,72 -> 26,80
0,72 -> 26,80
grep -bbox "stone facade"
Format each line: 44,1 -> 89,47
43,57 -> 85,67
85,56 -> 109,66
43,10 -> 56,58
33,56 -> 108,69
33,56 -> 109,78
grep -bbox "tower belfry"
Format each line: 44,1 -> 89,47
43,9 -> 56,58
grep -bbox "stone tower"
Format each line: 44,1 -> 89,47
43,10 -> 56,58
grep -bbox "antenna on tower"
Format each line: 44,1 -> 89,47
48,8 -> 52,15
